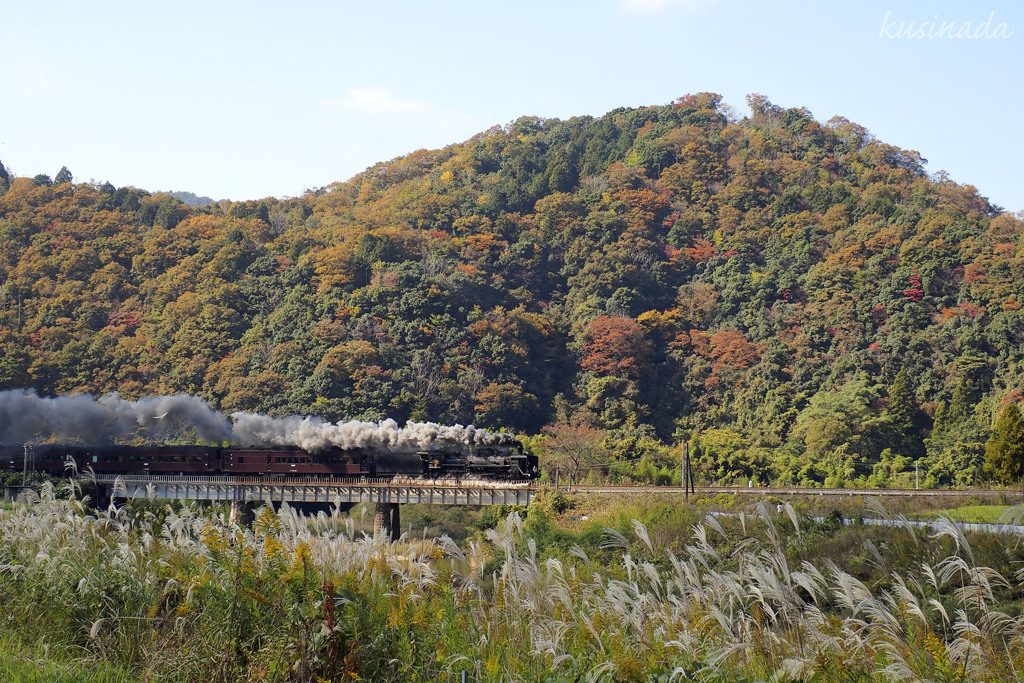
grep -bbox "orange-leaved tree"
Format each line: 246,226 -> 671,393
580,316 -> 652,382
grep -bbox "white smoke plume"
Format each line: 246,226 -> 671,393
0,390 -> 519,450
230,413 -> 521,452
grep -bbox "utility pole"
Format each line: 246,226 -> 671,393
682,440 -> 695,501
22,445 -> 31,487
681,440 -> 686,502
915,461 -> 919,490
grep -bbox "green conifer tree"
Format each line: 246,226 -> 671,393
984,404 -> 1024,485
885,368 -> 926,457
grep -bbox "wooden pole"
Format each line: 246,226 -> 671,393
682,440 -> 695,501
22,445 -> 30,487
682,441 -> 687,502
683,440 -> 695,499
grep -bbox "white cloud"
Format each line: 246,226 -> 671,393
324,87 -> 477,139
328,87 -> 433,116
320,87 -> 480,167
618,0 -> 711,14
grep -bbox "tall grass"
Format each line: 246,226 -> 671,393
2,485 -> 1024,681
0,636 -> 134,682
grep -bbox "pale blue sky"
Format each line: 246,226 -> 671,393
1,1 -> 1020,211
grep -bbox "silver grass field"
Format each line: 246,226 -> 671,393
1,485 -> 1023,682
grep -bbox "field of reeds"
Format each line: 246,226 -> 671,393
2,484 -> 1024,682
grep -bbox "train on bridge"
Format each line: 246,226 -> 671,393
0,441 -> 538,481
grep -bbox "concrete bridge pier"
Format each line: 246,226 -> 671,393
4,485 -> 35,503
231,499 -> 259,527
90,483 -> 111,511
373,503 -> 401,541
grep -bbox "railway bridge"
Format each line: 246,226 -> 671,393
81,474 -> 534,540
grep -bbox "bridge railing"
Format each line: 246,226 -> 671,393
86,474 -> 533,489
86,473 -> 534,506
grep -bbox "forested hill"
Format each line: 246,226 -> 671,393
1,93 -> 1022,487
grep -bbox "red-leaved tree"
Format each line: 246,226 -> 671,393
581,316 -> 652,381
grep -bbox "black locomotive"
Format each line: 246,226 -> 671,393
0,441 -> 538,480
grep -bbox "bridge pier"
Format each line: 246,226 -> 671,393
4,485 -> 35,503
90,483 -> 110,511
231,500 -> 258,527
374,503 -> 401,541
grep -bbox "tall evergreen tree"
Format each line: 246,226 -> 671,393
926,376 -> 989,455
984,404 -> 1024,485
54,166 -> 73,185
924,376 -> 990,486
884,368 -> 927,458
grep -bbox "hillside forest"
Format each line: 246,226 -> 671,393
2,94 -> 1023,489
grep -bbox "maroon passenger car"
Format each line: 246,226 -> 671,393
80,445 -> 218,474
221,446 -> 369,476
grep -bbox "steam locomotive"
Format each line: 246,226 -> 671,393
0,441 -> 539,481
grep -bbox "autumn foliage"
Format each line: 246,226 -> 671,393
1,93 -> 1022,488
580,317 -> 652,380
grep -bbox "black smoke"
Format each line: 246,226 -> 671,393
0,390 -> 231,444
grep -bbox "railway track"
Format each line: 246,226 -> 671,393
557,484 -> 1019,498
73,478 -> 1022,499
